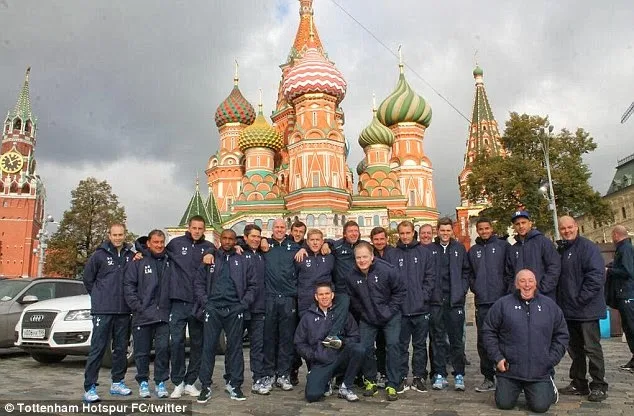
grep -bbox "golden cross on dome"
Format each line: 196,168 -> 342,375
398,44 -> 404,74
258,88 -> 263,112
234,59 -> 239,86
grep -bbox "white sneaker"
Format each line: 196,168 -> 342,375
170,382 -> 184,399
224,381 -> 234,395
276,376 -> 293,391
260,376 -> 273,394
184,384 -> 201,397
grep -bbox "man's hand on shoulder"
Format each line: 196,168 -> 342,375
203,253 -> 215,265
260,238 -> 270,252
133,252 -> 143,261
295,248 -> 307,262
321,244 -> 331,255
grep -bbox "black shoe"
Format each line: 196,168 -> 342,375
197,387 -> 211,404
411,377 -> 428,393
588,389 -> 607,402
230,387 -> 246,401
559,383 -> 589,396
620,360 -> 634,371
290,370 -> 300,386
396,379 -> 409,394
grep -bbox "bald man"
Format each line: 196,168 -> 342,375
606,225 -> 634,372
556,216 -> 607,402
483,269 -> 568,413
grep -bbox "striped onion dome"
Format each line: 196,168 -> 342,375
377,68 -> 432,127
358,112 -> 394,148
356,157 -> 368,175
214,85 -> 256,127
282,47 -> 347,104
238,108 -> 283,152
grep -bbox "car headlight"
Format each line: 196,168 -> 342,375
65,310 -> 92,321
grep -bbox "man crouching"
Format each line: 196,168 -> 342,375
294,282 -> 364,402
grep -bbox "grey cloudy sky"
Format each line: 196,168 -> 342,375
1,0 -> 632,236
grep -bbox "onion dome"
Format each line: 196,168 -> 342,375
282,47 -> 347,104
359,112 -> 394,149
239,104 -> 283,152
377,64 -> 432,127
473,65 -> 483,77
356,157 -> 368,175
214,66 -> 256,127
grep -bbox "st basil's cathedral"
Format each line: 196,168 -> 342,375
168,0 -> 440,239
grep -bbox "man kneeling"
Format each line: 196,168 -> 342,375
482,269 -> 568,413
294,282 -> 364,402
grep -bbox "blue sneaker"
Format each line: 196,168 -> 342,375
110,381 -> 132,396
432,375 -> 448,390
83,385 -> 100,403
139,381 -> 151,398
156,381 -> 168,398
454,375 -> 465,391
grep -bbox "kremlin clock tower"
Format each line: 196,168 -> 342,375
0,68 -> 46,277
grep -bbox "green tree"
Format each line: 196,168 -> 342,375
45,177 -> 131,277
465,113 -> 612,235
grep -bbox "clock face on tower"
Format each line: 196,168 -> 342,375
0,151 -> 24,174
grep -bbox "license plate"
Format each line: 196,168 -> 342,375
22,328 -> 46,339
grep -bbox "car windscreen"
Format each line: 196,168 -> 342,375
0,280 -> 31,301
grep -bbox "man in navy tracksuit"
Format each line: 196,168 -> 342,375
347,241 -> 406,401
483,269 -> 569,413
82,223 -> 135,403
556,216 -> 608,401
296,229 -> 335,317
384,220 -> 435,394
468,217 -> 510,392
324,221 -> 367,346
123,231 -> 171,398
262,218 -> 301,392
295,282 -> 364,403
505,210 -> 560,300
606,225 -> 634,370
428,217 -> 470,391
167,215 -> 215,398
370,226 -> 393,384
194,229 -> 256,403
240,224 -> 268,395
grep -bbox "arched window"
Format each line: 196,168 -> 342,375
373,215 -> 380,226
390,221 -> 397,230
267,219 -> 275,231
318,214 -> 327,227
13,118 -> 21,131
333,214 -> 339,226
254,219 -> 263,228
306,214 -> 315,227
231,221 -> 247,236
357,216 -> 365,227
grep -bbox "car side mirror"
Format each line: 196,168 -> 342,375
19,295 -> 39,304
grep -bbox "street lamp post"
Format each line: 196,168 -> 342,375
538,125 -> 561,241
34,215 -> 56,277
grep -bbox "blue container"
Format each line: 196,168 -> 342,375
599,308 -> 611,339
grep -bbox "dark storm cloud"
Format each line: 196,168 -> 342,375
1,0 -> 632,230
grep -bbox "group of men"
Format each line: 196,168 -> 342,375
79,210 -> 634,413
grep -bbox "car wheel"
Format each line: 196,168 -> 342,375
102,334 -> 134,368
31,352 -> 66,364
216,330 -> 227,355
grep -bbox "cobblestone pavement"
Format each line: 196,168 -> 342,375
1,330 -> 633,415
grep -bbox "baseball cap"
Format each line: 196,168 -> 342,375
511,210 -> 530,223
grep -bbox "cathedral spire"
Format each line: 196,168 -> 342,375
11,67 -> 33,121
179,177 -> 211,226
289,0 -> 324,61
234,59 -> 239,86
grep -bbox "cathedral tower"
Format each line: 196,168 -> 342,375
455,65 -> 505,247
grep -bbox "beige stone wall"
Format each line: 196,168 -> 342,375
576,186 -> 634,242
